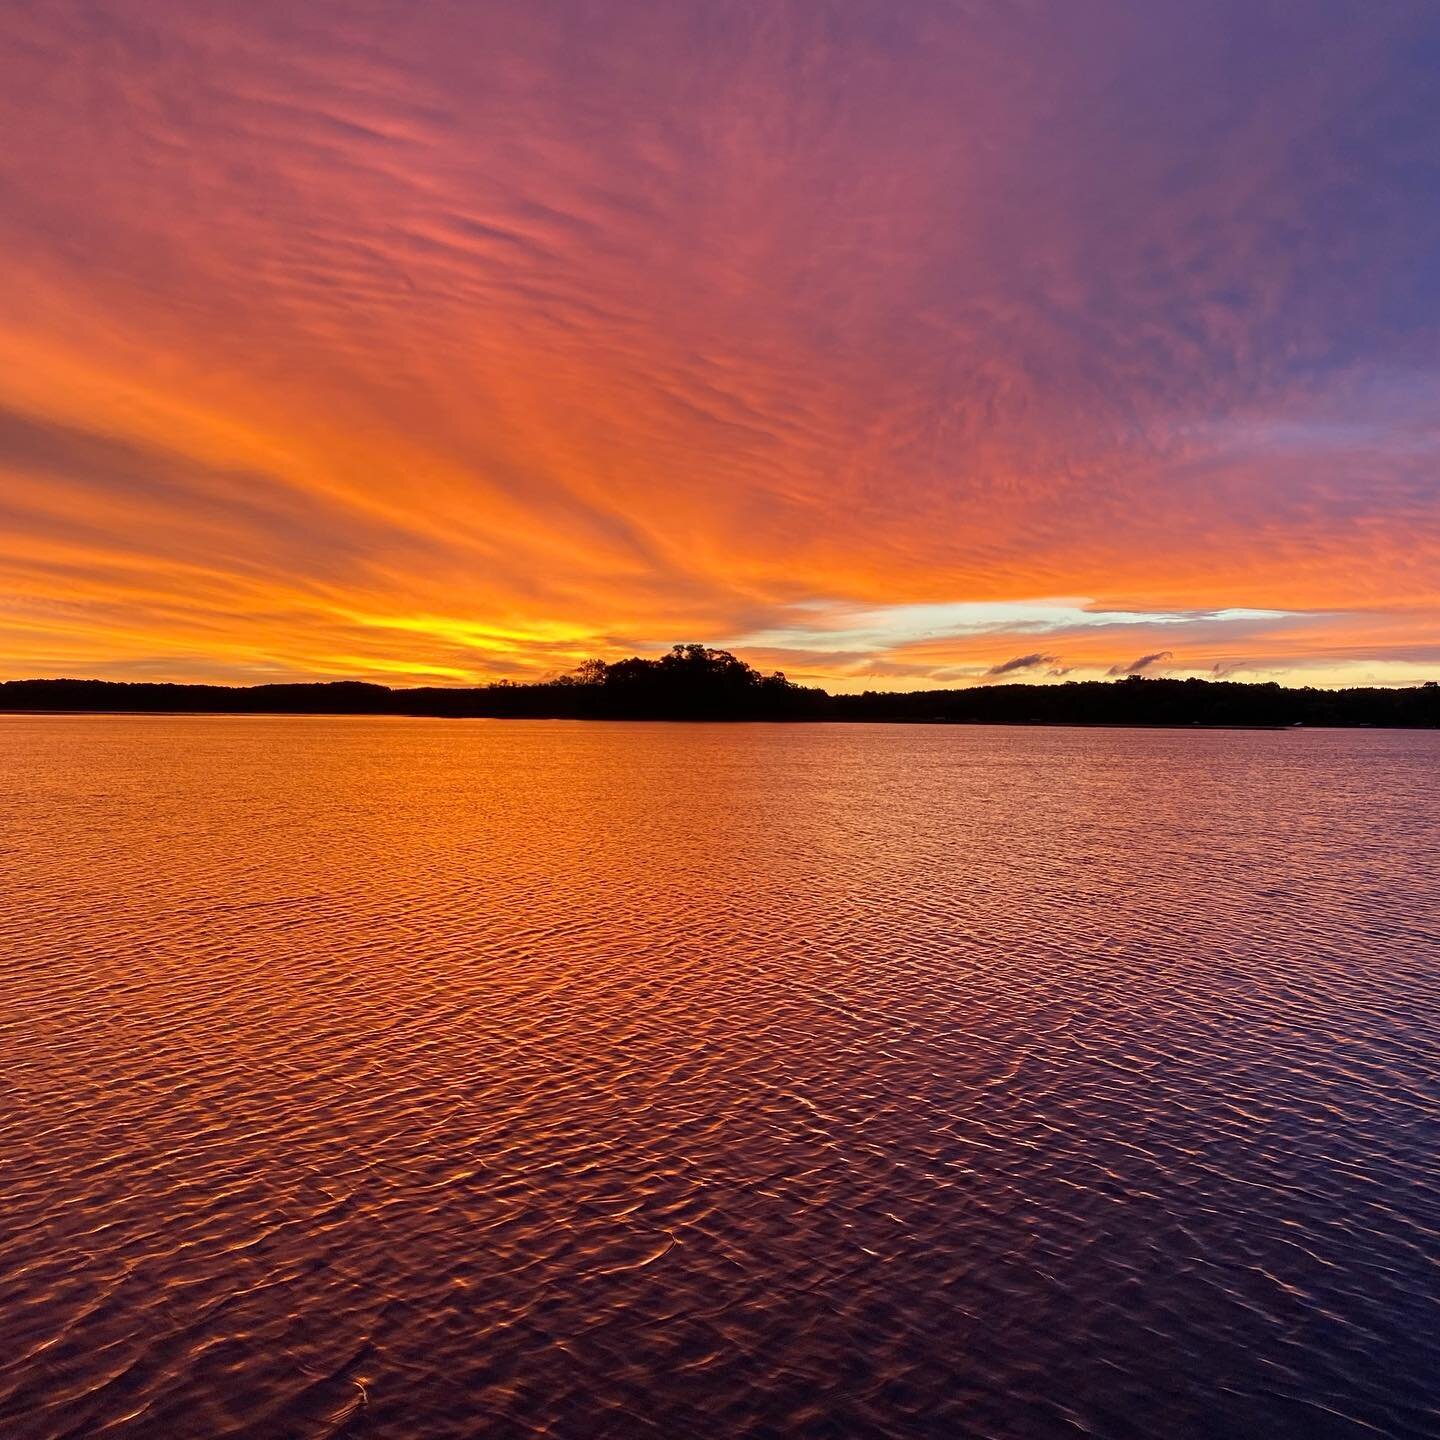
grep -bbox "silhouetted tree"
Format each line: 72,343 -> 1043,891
3,654 -> 1437,726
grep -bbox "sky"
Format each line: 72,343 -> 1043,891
2,0 -> 1439,692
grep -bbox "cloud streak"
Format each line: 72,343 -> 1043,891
1108,652 -> 1175,677
985,653 -> 1061,678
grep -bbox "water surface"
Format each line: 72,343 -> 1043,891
2,717 -> 1437,1438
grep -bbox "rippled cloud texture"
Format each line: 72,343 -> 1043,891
2,0 -> 1438,688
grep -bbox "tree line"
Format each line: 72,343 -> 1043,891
3,643 -> 1437,726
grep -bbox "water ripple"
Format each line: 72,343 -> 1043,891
0,716 -> 1437,1438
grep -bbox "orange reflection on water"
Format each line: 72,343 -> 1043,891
2,716 -> 1438,1435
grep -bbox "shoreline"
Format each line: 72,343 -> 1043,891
0,709 -> 1417,732
5,665 -> 1436,731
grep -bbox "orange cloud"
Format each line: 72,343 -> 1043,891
1,1 -> 1438,687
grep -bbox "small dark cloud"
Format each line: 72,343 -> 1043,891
1107,650 -> 1172,676
985,651 -> 1059,677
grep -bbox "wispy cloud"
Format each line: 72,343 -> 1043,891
985,652 -> 1061,677
0,1 -> 1438,684
1108,651 -> 1174,677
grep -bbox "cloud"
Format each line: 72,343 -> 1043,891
0,1 -> 1438,685
984,651 -> 1060,677
1108,651 -> 1174,677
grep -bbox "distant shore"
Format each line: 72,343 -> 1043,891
4,647 -> 1437,731
1,709 -> 1347,733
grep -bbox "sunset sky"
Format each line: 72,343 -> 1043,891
2,0 -> 1439,691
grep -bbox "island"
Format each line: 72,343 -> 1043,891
4,645 -> 1438,727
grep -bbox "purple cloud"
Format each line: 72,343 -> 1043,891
985,652 -> 1061,677
1108,651 -> 1174,677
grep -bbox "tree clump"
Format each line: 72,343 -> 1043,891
3,651 -> 1438,726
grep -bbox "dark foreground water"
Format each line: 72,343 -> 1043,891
1,717 -> 1437,1439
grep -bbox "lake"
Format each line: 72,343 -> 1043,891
1,716 -> 1437,1438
